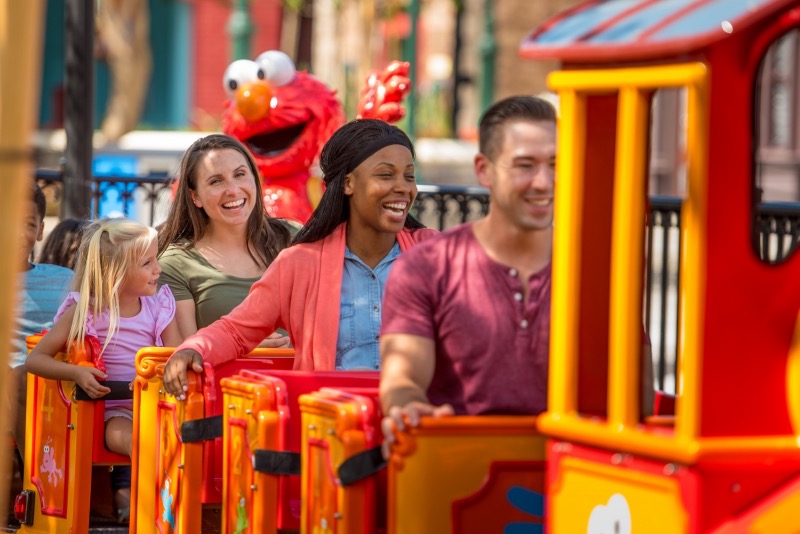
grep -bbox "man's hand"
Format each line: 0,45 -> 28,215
72,366 -> 110,398
380,401 -> 454,459
163,350 -> 203,400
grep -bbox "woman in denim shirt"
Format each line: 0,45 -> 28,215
163,119 -> 438,397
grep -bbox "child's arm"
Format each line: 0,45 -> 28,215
161,316 -> 183,348
25,305 -> 110,398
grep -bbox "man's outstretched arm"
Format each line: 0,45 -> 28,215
379,333 -> 453,457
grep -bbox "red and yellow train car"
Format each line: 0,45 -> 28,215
521,0 -> 800,532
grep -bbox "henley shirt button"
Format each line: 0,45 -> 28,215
509,268 -> 518,277
375,335 -> 380,340
514,292 -> 523,302
520,319 -> 529,328
374,364 -> 380,369
373,306 -> 380,312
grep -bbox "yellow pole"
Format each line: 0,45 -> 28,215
546,87 -> 586,417
607,86 -> 648,428
0,0 -> 45,511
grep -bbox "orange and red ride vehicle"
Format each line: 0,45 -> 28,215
11,1 -> 800,533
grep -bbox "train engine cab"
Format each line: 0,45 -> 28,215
521,0 -> 800,532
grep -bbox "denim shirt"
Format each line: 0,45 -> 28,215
336,242 -> 402,370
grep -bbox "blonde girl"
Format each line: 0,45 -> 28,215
26,218 -> 182,518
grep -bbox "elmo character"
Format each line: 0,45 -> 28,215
221,51 -> 410,223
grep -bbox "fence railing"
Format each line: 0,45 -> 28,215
36,169 -> 174,227
35,172 -> 800,394
646,196 -> 682,393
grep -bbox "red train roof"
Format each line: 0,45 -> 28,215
520,0 -> 800,63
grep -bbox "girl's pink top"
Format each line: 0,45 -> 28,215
55,285 -> 176,409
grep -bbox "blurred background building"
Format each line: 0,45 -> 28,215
34,0 -> 574,178
36,0 -> 572,133
32,0 -> 800,200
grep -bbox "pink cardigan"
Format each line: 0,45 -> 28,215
173,222 -> 438,370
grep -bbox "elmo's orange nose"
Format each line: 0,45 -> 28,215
236,82 -> 272,122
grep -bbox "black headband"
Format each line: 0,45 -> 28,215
344,130 -> 413,175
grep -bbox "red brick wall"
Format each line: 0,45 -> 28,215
191,0 -> 283,129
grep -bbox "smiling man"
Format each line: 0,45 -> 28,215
379,96 -> 557,443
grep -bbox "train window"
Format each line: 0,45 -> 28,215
649,88 -> 687,198
646,88 -> 687,394
755,28 -> 800,264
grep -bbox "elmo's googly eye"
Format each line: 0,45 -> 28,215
223,60 -> 260,95
255,51 -> 296,87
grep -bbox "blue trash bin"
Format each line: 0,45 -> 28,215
92,155 -> 139,219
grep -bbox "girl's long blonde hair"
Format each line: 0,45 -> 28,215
68,218 -> 158,354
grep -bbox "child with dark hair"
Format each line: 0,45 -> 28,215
163,120 -> 438,398
38,218 -> 89,270
5,184 -> 74,464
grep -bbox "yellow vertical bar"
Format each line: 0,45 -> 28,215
548,86 -> 586,416
675,71 -> 709,442
0,0 -> 46,512
787,314 -> 800,435
786,315 -> 800,436
608,87 -> 648,428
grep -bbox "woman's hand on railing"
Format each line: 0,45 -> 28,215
163,349 -> 203,401
257,331 -> 291,349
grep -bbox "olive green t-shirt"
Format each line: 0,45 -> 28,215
159,219 -> 298,332
158,244 -> 262,329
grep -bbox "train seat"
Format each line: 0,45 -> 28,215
77,384 -> 133,466
221,369 -> 379,534
130,348 -> 295,534
299,386 -> 384,534
16,333 -> 131,533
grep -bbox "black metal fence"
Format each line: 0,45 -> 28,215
646,197 -> 682,393
36,170 -> 174,227
35,172 -> 800,393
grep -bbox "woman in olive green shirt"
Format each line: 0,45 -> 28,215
158,134 -> 296,345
